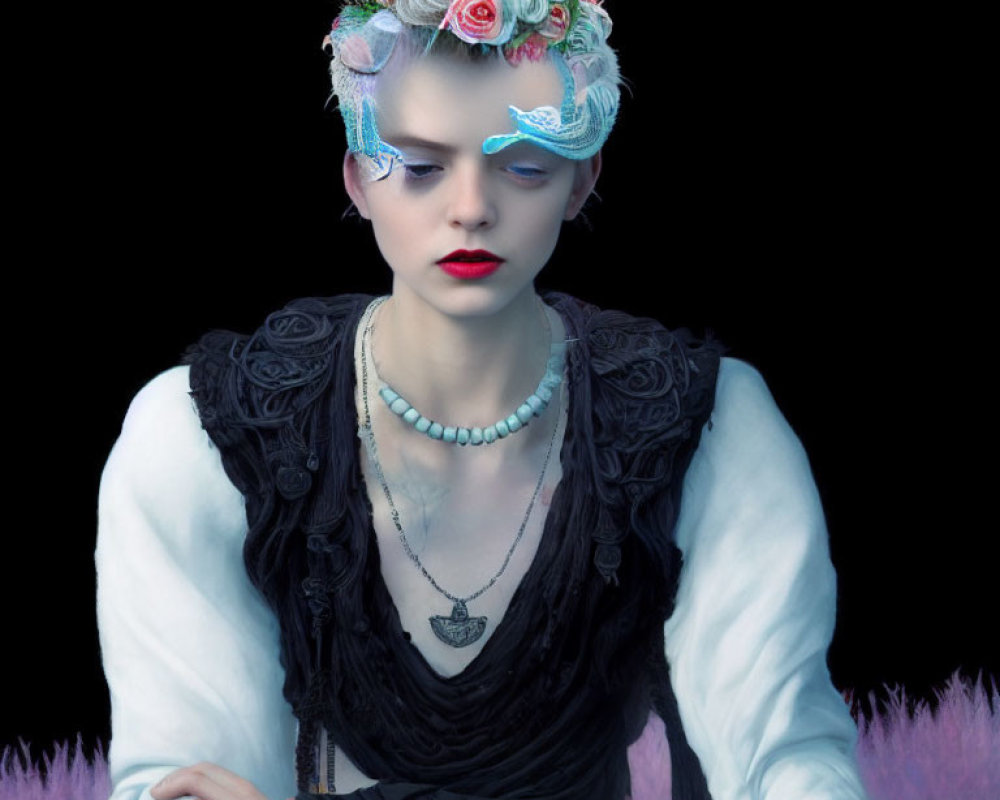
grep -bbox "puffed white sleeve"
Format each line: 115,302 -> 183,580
663,357 -> 869,800
95,365 -> 298,800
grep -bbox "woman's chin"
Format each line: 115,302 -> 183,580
391,278 -> 539,321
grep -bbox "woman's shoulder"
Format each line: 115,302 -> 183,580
711,356 -> 808,460
545,291 -> 727,375
681,356 -> 820,537
547,292 -> 727,442
117,364 -> 199,448
179,293 -> 374,374
167,293 -> 377,502
177,292 -> 375,430
103,364 -> 246,532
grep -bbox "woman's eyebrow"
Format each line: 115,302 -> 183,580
381,132 -> 551,162
381,133 -> 457,154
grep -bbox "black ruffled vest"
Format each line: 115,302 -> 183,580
181,292 -> 725,800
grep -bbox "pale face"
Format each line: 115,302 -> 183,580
344,51 -> 601,320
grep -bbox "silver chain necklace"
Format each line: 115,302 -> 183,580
358,296 -> 561,648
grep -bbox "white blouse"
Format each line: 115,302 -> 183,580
95,356 -> 870,800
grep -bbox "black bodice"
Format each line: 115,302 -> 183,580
181,292 -> 725,800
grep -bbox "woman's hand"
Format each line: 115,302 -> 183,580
149,762 -> 274,800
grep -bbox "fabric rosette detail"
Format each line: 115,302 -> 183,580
593,543 -> 622,586
263,307 -> 337,354
440,0 -> 517,45
276,465 -> 313,500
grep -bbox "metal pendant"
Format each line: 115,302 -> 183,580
429,600 -> 487,648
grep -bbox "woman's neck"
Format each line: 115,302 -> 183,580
371,285 -> 556,428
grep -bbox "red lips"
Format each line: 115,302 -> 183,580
436,249 -> 505,280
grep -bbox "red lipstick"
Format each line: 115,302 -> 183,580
436,249 -> 505,280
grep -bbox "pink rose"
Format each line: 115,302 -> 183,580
504,32 -> 548,65
538,3 -> 570,43
441,0 -> 508,44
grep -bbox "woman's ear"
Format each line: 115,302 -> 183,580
343,150 -> 372,220
564,150 -> 603,221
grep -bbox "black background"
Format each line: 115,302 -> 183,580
5,0 -> 993,769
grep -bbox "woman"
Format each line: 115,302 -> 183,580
96,2 -> 870,798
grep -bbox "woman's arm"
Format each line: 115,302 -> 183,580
96,365 -> 298,800
664,357 -> 869,800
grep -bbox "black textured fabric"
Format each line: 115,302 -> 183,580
298,784 -> 493,799
181,292 -> 725,800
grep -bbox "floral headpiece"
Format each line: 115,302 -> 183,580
322,0 -> 620,180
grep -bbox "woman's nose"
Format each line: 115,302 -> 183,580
447,164 -> 497,230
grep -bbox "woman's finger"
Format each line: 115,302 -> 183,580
149,762 -> 268,800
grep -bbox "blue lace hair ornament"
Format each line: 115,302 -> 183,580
321,0 -> 622,181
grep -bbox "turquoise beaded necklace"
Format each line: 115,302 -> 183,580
358,295 -> 562,648
370,296 -> 566,446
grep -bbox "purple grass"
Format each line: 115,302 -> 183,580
0,734 -> 110,800
3,670 -> 996,800
627,710 -> 672,800
852,670 -> 999,800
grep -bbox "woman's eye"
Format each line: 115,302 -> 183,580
506,164 -> 548,180
402,163 -> 441,181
